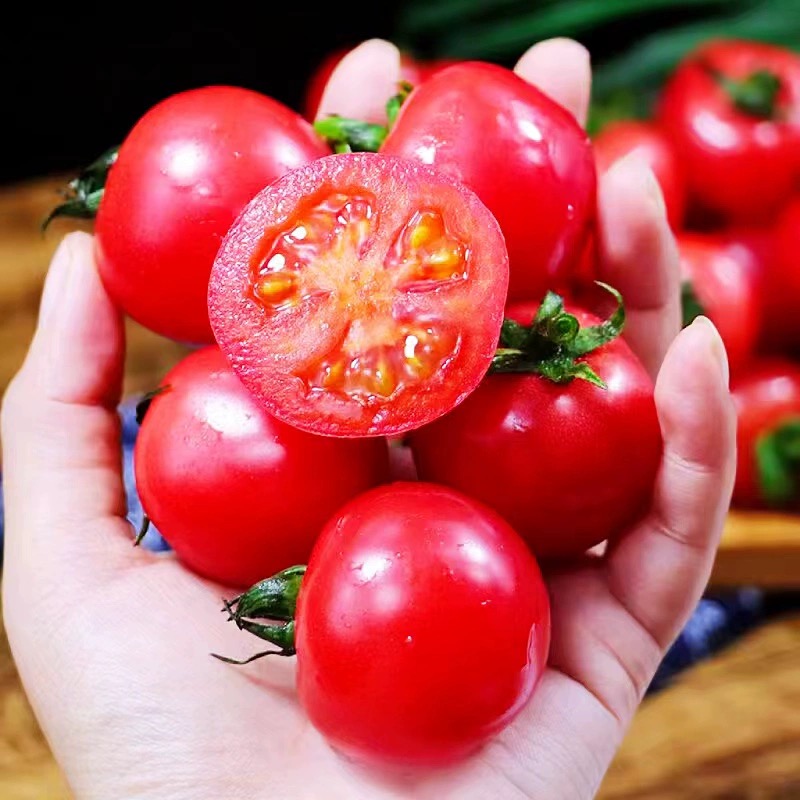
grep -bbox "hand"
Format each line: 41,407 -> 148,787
1,38 -> 735,800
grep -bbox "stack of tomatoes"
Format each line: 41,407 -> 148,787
53,45 -> 680,766
593,38 -> 800,511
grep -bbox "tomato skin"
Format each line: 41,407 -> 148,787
658,40 -> 800,223
208,151 -> 510,438
410,305 -> 661,559
593,119 -> 686,229
732,359 -> 800,508
95,86 -> 330,344
295,482 -> 550,766
677,231 -> 761,374
134,346 -> 390,588
382,61 -> 596,302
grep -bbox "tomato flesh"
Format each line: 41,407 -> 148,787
295,482 -> 550,766
208,152 -> 509,437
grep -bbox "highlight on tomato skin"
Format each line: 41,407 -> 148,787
133,346 -> 391,589
208,151 -> 510,438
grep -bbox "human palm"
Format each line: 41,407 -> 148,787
1,38 -> 735,800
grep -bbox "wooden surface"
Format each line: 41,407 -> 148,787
0,175 -> 799,798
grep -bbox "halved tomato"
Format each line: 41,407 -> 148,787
208,152 -> 509,437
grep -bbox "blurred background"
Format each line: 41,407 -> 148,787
1,1 -> 800,797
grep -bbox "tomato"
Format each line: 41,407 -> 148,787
134,346 -> 389,588
658,39 -> 800,223
593,119 -> 686,229
95,86 -> 330,344
758,199 -> 800,354
382,61 -> 596,303
409,296 -> 662,559
293,482 -> 550,765
677,231 -> 761,374
208,151 -> 509,437
732,359 -> 800,509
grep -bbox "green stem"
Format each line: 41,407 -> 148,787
42,146 -> 118,230
705,64 -> 782,120
213,566 -> 307,664
755,418 -> 800,507
489,282 -> 625,387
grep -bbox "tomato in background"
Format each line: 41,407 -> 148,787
658,39 -> 800,224
758,199 -> 800,354
382,61 -> 596,303
294,482 -> 550,765
732,359 -> 800,509
208,152 -> 510,437
95,86 -> 330,344
677,231 -> 761,374
410,297 -> 662,559
593,119 -> 686,229
134,346 -> 390,588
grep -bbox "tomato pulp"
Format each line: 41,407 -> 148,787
658,39 -> 800,223
295,482 -> 550,765
208,152 -> 510,437
96,85 -> 330,344
134,346 -> 390,588
382,61 -> 596,302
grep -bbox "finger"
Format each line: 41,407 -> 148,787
514,37 -> 591,127
0,231 -> 142,578
605,316 -> 735,648
315,39 -> 401,124
596,153 -> 681,378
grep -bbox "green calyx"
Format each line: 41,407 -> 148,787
313,81 -> 414,153
681,281 -> 706,328
755,417 -> 800,508
41,145 -> 119,231
211,566 -> 307,665
705,63 -> 783,120
490,282 -> 625,388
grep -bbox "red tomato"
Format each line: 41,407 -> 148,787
593,119 -> 686,229
134,346 -> 389,588
759,199 -> 800,354
658,39 -> 800,223
295,482 -> 550,765
677,231 -> 761,373
96,86 -> 330,344
208,151 -> 509,437
410,302 -> 662,559
382,61 -> 596,303
732,359 -> 800,508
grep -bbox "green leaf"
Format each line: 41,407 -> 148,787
313,115 -> 387,153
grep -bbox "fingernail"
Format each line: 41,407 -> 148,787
694,316 -> 730,388
39,235 -> 76,324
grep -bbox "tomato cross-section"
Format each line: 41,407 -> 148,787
208,152 -> 509,437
